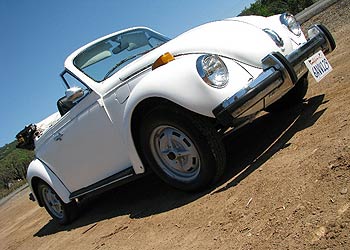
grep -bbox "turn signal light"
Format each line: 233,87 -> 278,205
152,52 -> 175,70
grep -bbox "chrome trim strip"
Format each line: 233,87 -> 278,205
70,174 -> 134,199
69,167 -> 136,199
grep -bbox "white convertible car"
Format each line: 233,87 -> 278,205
16,13 -> 336,224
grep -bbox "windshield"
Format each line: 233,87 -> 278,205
73,28 -> 170,82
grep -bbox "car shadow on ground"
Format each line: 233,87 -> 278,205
34,94 -> 326,237
214,94 -> 327,193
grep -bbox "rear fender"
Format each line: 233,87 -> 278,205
27,159 -> 71,205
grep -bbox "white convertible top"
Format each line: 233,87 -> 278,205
35,112 -> 61,136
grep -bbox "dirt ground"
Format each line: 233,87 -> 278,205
1,1 -> 349,249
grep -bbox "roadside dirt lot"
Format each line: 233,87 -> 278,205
1,1 -> 349,249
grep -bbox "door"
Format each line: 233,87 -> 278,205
37,73 -> 131,192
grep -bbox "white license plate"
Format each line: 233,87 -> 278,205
304,50 -> 333,82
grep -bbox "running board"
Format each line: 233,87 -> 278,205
69,167 -> 138,199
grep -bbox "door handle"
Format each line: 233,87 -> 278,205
54,132 -> 63,141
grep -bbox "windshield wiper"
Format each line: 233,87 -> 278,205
103,48 -> 157,80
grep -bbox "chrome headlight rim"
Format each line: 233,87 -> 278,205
280,12 -> 302,37
196,54 -> 229,89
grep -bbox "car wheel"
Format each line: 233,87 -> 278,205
139,106 -> 226,191
38,182 -> 78,225
265,73 -> 309,113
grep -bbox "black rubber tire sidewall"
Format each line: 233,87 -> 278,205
38,182 -> 78,225
139,106 -> 225,191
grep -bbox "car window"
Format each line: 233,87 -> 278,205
56,71 -> 92,116
73,28 -> 170,82
61,71 -> 89,93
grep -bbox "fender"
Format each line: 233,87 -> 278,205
27,158 -> 71,204
122,54 -> 254,173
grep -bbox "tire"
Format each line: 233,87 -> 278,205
139,106 -> 226,191
265,74 -> 309,113
37,182 -> 78,225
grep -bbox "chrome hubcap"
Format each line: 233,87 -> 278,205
42,186 -> 64,219
150,125 -> 200,181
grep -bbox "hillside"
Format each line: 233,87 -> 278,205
0,141 -> 17,160
0,141 -> 34,197
240,0 -> 316,16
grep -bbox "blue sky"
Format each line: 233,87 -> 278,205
0,0 -> 255,147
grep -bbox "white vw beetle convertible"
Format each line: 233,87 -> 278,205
17,13 -> 336,224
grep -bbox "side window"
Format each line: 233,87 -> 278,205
149,37 -> 164,48
62,72 -> 89,93
57,72 -> 90,116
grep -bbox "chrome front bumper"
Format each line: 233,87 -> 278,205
213,24 -> 336,127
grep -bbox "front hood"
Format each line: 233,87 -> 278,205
164,16 -> 293,67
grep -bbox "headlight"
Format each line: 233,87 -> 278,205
280,13 -> 301,37
196,54 -> 229,88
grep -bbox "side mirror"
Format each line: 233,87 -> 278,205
65,87 -> 84,102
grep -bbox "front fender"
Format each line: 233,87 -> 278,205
127,54 -> 255,118
122,54 -> 254,172
126,54 -> 218,117
27,159 -> 71,204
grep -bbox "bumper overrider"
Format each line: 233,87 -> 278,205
213,24 -> 336,127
